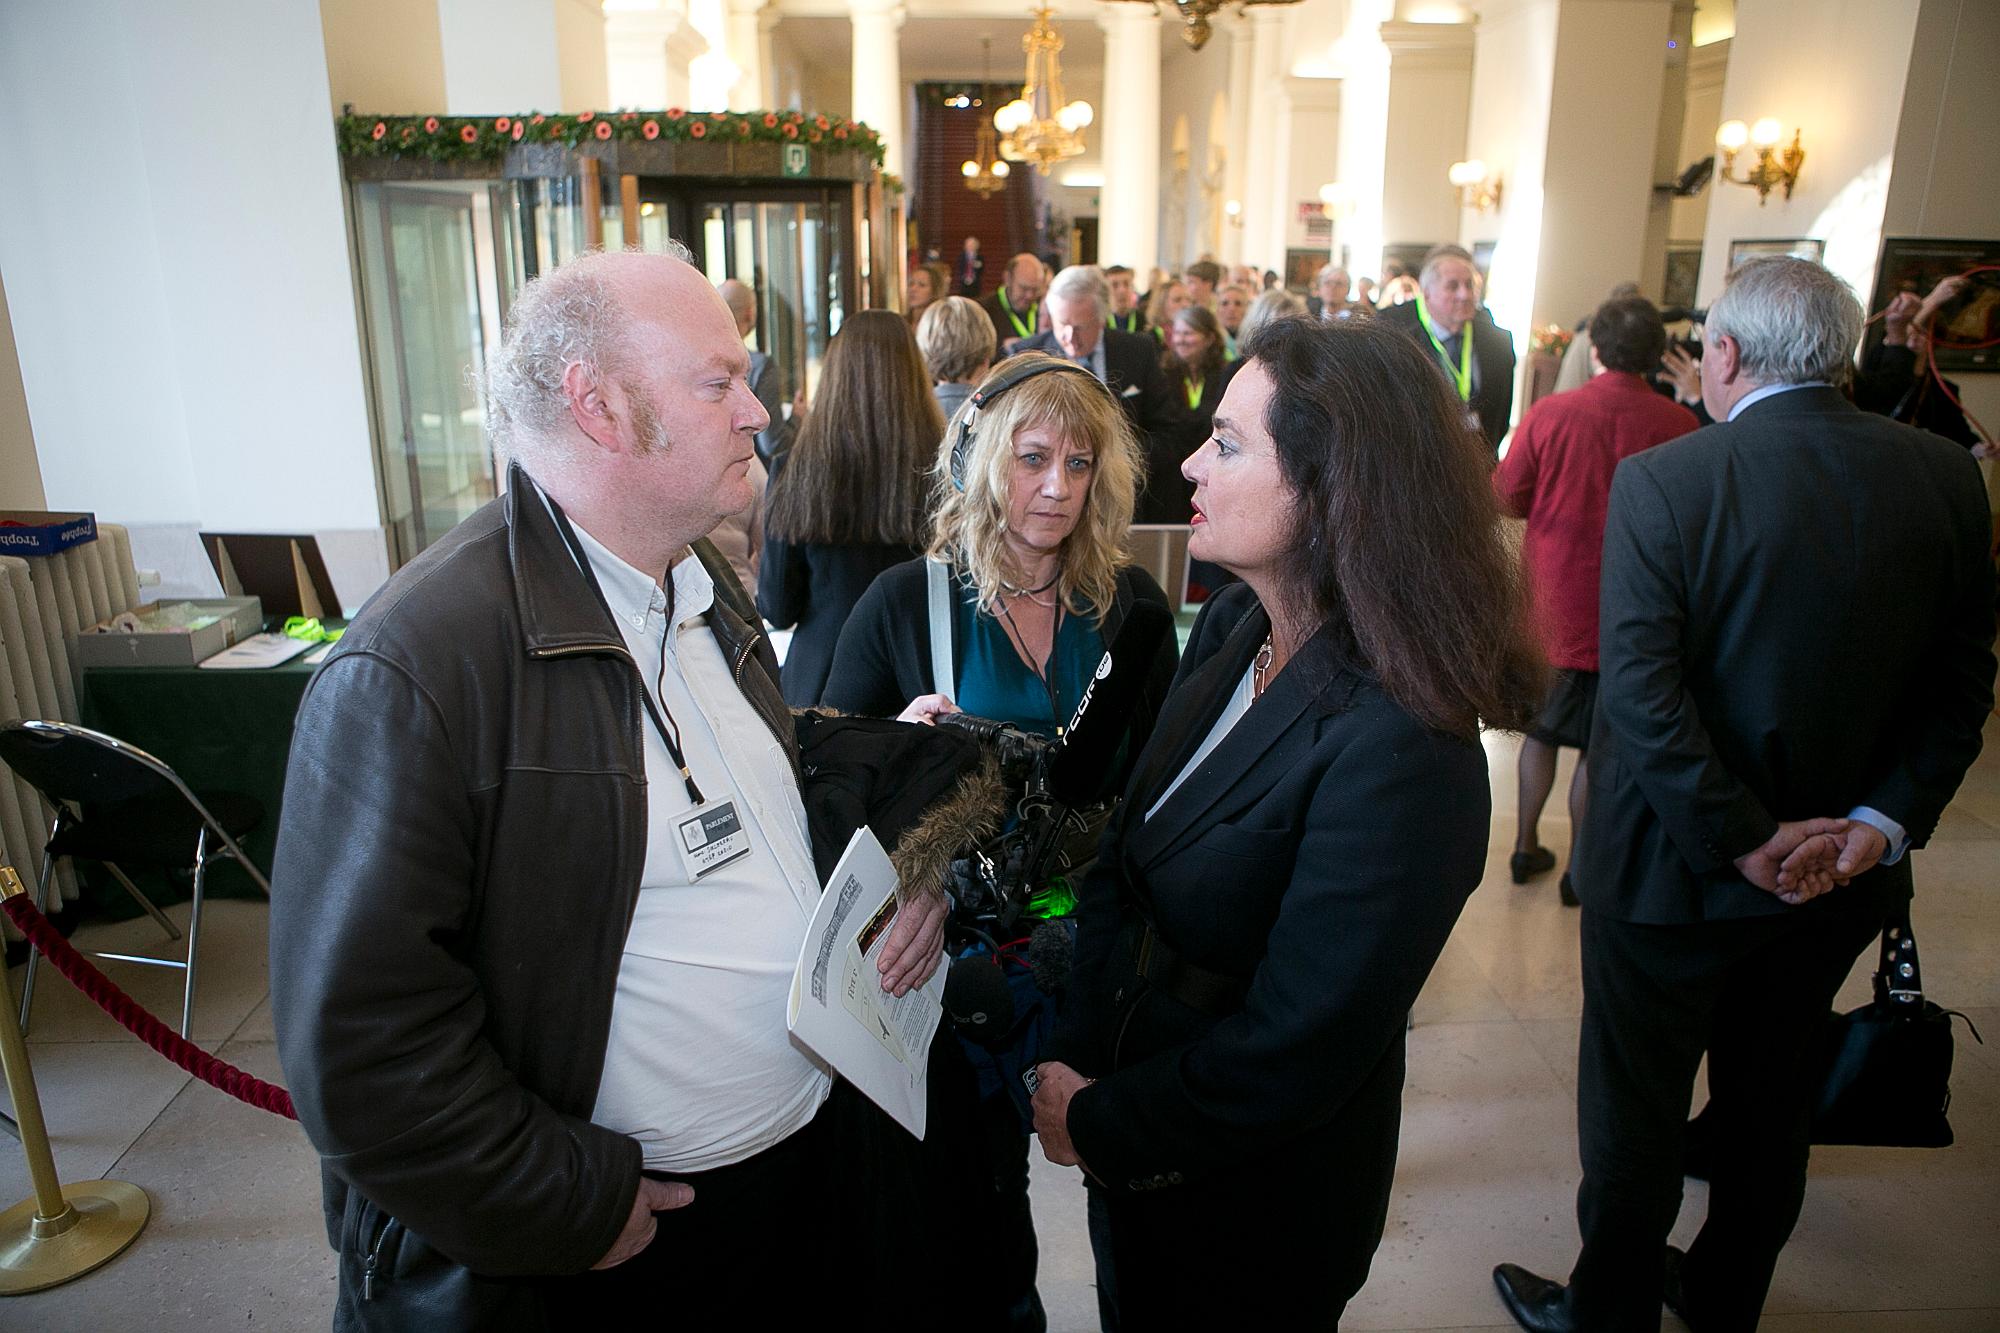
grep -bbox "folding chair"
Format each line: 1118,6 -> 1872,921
0,719 -> 268,1038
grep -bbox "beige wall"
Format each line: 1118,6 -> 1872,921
1694,0 -> 1921,306
1667,37 -> 1727,245
556,0 -> 610,111
1280,77 -> 1342,255
0,269 -> 45,509
319,0 -> 446,112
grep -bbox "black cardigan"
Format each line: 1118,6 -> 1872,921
821,559 -> 1181,763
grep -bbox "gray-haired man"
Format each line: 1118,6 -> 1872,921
271,249 -> 945,1328
1492,257 -> 1994,1331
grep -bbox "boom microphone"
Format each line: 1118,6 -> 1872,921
1045,599 -> 1173,809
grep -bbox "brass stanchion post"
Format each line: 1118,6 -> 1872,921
0,867 -> 149,1295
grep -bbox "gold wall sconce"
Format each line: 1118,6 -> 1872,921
1714,118 -> 1805,205
1448,159 -> 1503,213
1223,198 -> 1244,230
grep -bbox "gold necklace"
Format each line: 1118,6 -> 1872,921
1252,635 -> 1275,698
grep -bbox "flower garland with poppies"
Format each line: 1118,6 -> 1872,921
338,108 -> 885,166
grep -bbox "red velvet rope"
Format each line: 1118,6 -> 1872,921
3,894 -> 297,1120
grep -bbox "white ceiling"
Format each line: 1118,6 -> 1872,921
775,11 -> 1110,84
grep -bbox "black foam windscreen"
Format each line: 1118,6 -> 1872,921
1025,918 -> 1074,998
943,954 -> 1015,1044
1045,598 -> 1173,809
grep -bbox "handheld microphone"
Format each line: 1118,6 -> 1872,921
1045,599 -> 1172,809
943,954 -> 1016,1045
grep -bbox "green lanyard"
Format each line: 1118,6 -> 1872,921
998,288 -> 1038,339
1416,294 -> 1473,402
1107,311 -> 1137,333
1184,376 -> 1204,410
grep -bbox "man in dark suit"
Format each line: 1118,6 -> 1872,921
1017,264 -> 1188,522
953,235 -> 983,296
981,252 -> 1047,356
1379,245 -> 1515,449
1493,257 -> 1995,1332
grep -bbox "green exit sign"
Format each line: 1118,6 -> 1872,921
781,144 -> 810,178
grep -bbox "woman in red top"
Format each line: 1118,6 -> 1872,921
1492,295 -> 1698,902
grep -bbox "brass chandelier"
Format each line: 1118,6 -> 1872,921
1098,0 -> 1305,52
993,6 -> 1093,175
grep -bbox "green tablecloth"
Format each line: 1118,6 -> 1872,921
76,654 -> 319,912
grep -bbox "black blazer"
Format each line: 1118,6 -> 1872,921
820,560 -> 1180,755
1049,583 -> 1489,1193
1575,386 -> 1995,925
1016,328 -> 1190,522
1378,301 -> 1516,449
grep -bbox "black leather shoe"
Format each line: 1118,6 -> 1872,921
1511,847 -> 1557,883
1493,1262 -> 1577,1332
1559,871 -> 1579,907
1663,1245 -> 1694,1325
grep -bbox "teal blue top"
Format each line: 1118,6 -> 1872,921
954,583 -> 1104,739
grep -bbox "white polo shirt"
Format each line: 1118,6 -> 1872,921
572,523 -> 831,1172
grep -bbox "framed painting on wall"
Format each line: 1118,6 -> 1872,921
1663,245 -> 1702,315
1867,237 -> 2000,373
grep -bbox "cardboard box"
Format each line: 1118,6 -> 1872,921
0,510 -> 97,557
73,597 -> 265,669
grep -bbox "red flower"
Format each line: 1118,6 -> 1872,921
642,119 -> 660,139
576,110 -> 594,122
689,121 -> 707,138
667,107 -> 684,120
399,125 -> 417,140
619,111 -> 637,122
834,127 -> 848,140
593,120 -> 613,139
423,116 -> 440,133
512,121 -> 525,141
370,122 -> 387,140
737,120 -> 750,136
494,116 -> 511,132
808,129 -> 822,144
814,114 -> 829,130
787,111 -> 804,123
530,113 -> 546,125
709,110 -> 726,120
762,113 -> 779,127
460,124 -> 478,143
782,122 -> 798,139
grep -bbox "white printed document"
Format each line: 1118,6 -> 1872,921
787,826 -> 944,1138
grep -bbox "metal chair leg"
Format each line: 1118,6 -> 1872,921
103,863 -> 183,944
178,830 -> 209,1041
16,843 -> 60,1036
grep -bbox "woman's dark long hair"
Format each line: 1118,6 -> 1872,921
764,310 -> 942,546
1160,304 -> 1227,392
1240,317 -> 1544,737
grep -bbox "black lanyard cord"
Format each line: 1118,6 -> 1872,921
542,489 -> 707,805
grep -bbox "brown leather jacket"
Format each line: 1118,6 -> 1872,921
270,465 -> 794,1328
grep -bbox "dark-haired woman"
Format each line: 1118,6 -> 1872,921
759,310 -> 941,705
1031,317 -> 1545,1328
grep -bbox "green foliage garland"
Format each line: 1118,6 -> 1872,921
336,108 -> 886,166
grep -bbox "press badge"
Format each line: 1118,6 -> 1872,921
676,797 -> 752,880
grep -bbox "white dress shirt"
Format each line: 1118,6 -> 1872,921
571,522 -> 830,1172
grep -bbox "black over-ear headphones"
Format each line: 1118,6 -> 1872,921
949,356 -> 1120,491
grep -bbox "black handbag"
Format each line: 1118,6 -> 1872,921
1811,908 -> 1982,1148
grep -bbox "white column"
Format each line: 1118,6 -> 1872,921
1221,19 -> 1254,266
726,0 -> 768,110
1378,19 -> 1474,252
1240,8 -> 1287,271
849,0 -> 905,173
605,4 -> 709,110
1098,7 -> 1162,278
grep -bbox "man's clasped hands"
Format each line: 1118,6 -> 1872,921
1733,818 -> 1889,907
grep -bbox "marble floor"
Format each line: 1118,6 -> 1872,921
4,720 -> 1998,1330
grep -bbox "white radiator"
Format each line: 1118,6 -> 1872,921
0,524 -> 141,927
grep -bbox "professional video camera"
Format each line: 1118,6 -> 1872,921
933,599 -> 1173,1048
